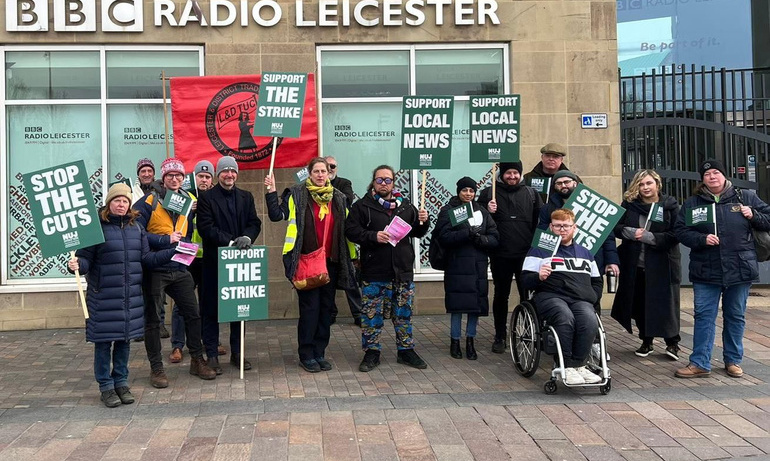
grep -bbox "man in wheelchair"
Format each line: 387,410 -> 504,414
521,208 -> 604,385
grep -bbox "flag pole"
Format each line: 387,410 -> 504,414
644,204 -> 654,231
267,138 -> 278,190
491,163 -> 497,198
240,321 -> 245,380
161,71 -> 171,159
713,203 -> 718,236
420,170 -> 426,225
71,251 -> 89,319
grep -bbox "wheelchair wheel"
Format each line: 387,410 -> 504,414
600,378 -> 612,395
544,380 -> 558,395
509,302 -> 541,377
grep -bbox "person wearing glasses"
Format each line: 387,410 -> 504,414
611,170 -> 682,360
521,208 -> 604,385
345,165 -> 430,372
477,161 -> 542,354
134,158 -> 217,388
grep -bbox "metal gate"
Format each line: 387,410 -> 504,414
620,65 -> 770,202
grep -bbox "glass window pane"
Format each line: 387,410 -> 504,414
415,48 -> 504,96
7,105 -> 103,280
5,51 -> 100,100
320,50 -> 409,98
108,105 -> 173,184
106,51 -> 199,99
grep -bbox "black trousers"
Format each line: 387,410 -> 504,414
143,270 -> 204,371
297,264 -> 338,361
632,269 -> 681,346
490,255 -> 526,339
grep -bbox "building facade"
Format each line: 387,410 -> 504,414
0,0 -> 620,330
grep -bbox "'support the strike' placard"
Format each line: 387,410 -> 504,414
400,96 -> 454,169
562,184 -> 625,256
469,95 -> 521,163
22,160 -> 104,259
218,246 -> 269,323
253,72 -> 308,138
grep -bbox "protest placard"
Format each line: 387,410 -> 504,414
643,202 -> 665,230
685,204 -> 715,226
254,72 -> 308,138
528,177 -> 551,196
22,160 -> 105,259
162,190 -> 194,216
182,172 -> 197,196
448,202 -> 473,227
218,246 -> 269,323
295,167 -> 309,183
531,228 -> 562,257
469,95 -> 521,163
400,96 -> 454,169
562,184 -> 625,255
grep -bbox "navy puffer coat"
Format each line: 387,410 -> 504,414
436,198 -> 499,315
71,212 -> 175,343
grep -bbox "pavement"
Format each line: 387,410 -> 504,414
2,287 -> 770,461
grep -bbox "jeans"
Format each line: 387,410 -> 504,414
296,264 -> 338,361
450,313 -> 478,339
490,256 -> 526,340
690,282 -> 751,371
93,341 -> 130,392
143,270 -> 204,371
535,293 -> 598,367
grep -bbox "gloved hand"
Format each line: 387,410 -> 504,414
233,236 -> 252,249
472,232 -> 488,247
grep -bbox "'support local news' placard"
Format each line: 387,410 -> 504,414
469,95 -> 521,163
22,160 -> 105,259
400,96 -> 454,169
218,246 -> 269,323
562,183 -> 625,256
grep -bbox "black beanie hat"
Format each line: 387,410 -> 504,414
699,159 -> 726,179
456,176 -> 477,195
499,161 -> 523,178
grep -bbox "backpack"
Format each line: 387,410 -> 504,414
735,188 -> 770,262
428,226 -> 448,270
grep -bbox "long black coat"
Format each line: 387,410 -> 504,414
197,183 -> 262,311
610,195 -> 681,338
436,198 -> 499,315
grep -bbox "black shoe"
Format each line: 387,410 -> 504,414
207,356 -> 223,375
450,339 -> 462,359
359,350 -> 381,372
354,317 -> 362,327
635,343 -> 653,357
159,325 -> 170,339
330,315 -> 337,325
300,359 -> 321,373
397,349 -> 427,369
315,357 -> 332,371
134,336 -> 144,343
491,337 -> 506,354
100,390 -> 121,408
115,386 -> 135,404
466,337 -> 477,360
665,344 -> 680,361
230,353 -> 252,370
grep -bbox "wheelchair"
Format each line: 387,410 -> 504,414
508,300 -> 612,395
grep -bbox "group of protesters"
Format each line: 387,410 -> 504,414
70,145 -> 770,407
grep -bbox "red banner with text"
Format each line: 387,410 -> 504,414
170,74 -> 318,171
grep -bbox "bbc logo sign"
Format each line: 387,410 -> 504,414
616,0 -> 643,10
7,0 -> 144,32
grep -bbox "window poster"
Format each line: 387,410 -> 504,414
7,105 -> 103,279
108,105 -> 173,187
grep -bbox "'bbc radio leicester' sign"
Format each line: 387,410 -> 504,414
218,246 -> 269,323
22,160 -> 104,258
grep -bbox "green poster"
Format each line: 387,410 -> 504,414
295,167 -> 309,183
400,96 -> 454,169
162,191 -> 194,216
109,177 -> 132,188
528,177 -> 551,195
218,246 -> 269,322
182,173 -> 197,196
648,202 -> 665,223
685,204 -> 715,226
531,228 -> 562,255
22,160 -> 105,259
469,95 -> 521,163
562,184 -> 626,256
254,72 -> 308,138
448,202 -> 473,227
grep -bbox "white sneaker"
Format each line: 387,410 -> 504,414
591,343 -> 610,362
576,366 -> 602,384
564,367 -> 585,385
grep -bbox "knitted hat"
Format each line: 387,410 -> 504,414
499,161 -> 523,177
540,143 -> 567,156
136,158 -> 155,174
699,159 -> 726,178
552,170 -> 578,184
217,156 -> 239,176
194,160 -> 214,177
105,183 -> 132,205
160,158 -> 185,179
456,176 -> 478,194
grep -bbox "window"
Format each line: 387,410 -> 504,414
2,46 -> 203,283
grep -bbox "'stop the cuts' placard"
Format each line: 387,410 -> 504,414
562,184 -> 625,256
469,95 -> 521,163
400,96 -> 454,169
22,160 -> 104,259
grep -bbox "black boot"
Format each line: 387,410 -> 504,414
466,337 -> 477,360
450,339 -> 462,359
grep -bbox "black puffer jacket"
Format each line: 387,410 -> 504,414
477,181 -> 542,258
675,182 -> 770,286
436,198 -> 499,315
345,193 -> 429,282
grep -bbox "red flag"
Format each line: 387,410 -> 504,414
170,74 -> 318,171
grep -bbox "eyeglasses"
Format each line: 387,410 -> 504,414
328,164 -> 337,170
554,180 -> 574,187
551,224 -> 574,230
165,173 -> 184,180
375,177 -> 393,185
